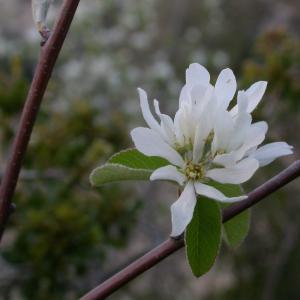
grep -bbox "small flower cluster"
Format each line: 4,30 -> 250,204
131,63 -> 293,237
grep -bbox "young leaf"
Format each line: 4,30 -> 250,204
109,148 -> 168,169
210,182 -> 250,248
90,148 -> 169,186
90,164 -> 150,186
185,198 -> 222,277
32,0 -> 52,31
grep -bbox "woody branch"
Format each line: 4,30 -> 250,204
80,159 -> 300,300
0,0 -> 81,242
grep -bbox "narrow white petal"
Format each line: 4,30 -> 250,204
150,165 -> 186,185
245,81 -> 267,113
174,109 -> 185,146
212,109 -> 234,154
245,121 -> 268,150
245,121 -> 268,149
213,152 -> 237,167
237,91 -> 249,112
179,85 -> 191,106
230,91 -> 249,117
234,121 -> 268,160
137,88 -> 161,132
153,99 -> 176,145
199,84 -> 215,111
229,104 -> 238,117
193,125 -> 206,163
228,112 -> 252,150
206,158 -> 259,184
170,182 -> 197,237
194,182 -> 247,203
215,68 -> 237,109
190,84 -> 208,105
192,111 -> 212,163
251,120 -> 268,132
179,63 -> 210,107
186,63 -> 210,89
131,127 -> 184,167
251,142 -> 293,167
177,104 -> 194,143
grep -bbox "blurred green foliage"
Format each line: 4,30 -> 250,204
0,56 -> 28,115
0,58 -> 141,299
243,29 -> 300,111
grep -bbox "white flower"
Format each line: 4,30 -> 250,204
131,63 -> 293,237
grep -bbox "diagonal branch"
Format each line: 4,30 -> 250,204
0,0 -> 81,242
80,160 -> 300,300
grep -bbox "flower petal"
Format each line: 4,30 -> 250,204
170,182 -> 197,237
137,88 -> 161,132
212,109 -> 234,154
237,91 -> 249,113
175,103 -> 194,143
179,64 -> 210,107
194,182 -> 247,203
250,142 -> 293,167
190,83 -> 208,105
213,152 -> 237,168
131,127 -> 184,167
179,85 -> 191,106
215,68 -> 237,109
186,63 -> 210,90
228,111 -> 252,150
206,157 -> 259,184
153,99 -> 176,145
173,108 -> 185,146
247,121 -> 268,145
229,91 -> 246,117
234,121 -> 268,160
150,165 -> 186,185
230,82 -> 267,116
245,81 -> 267,113
193,110 -> 212,163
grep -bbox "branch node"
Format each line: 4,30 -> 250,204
40,27 -> 51,46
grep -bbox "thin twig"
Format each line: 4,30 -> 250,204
80,160 -> 300,300
0,0 -> 81,242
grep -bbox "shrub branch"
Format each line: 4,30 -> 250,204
80,160 -> 300,300
0,0 -> 81,242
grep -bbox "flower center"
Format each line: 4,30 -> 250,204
184,162 -> 205,181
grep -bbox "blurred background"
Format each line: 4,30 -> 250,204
0,0 -> 299,299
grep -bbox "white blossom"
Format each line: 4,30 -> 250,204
131,63 -> 293,237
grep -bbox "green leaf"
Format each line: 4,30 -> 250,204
90,164 -> 151,185
108,148 -> 168,169
185,198 -> 222,277
223,207 -> 250,248
211,182 -> 250,248
90,148 -> 169,186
